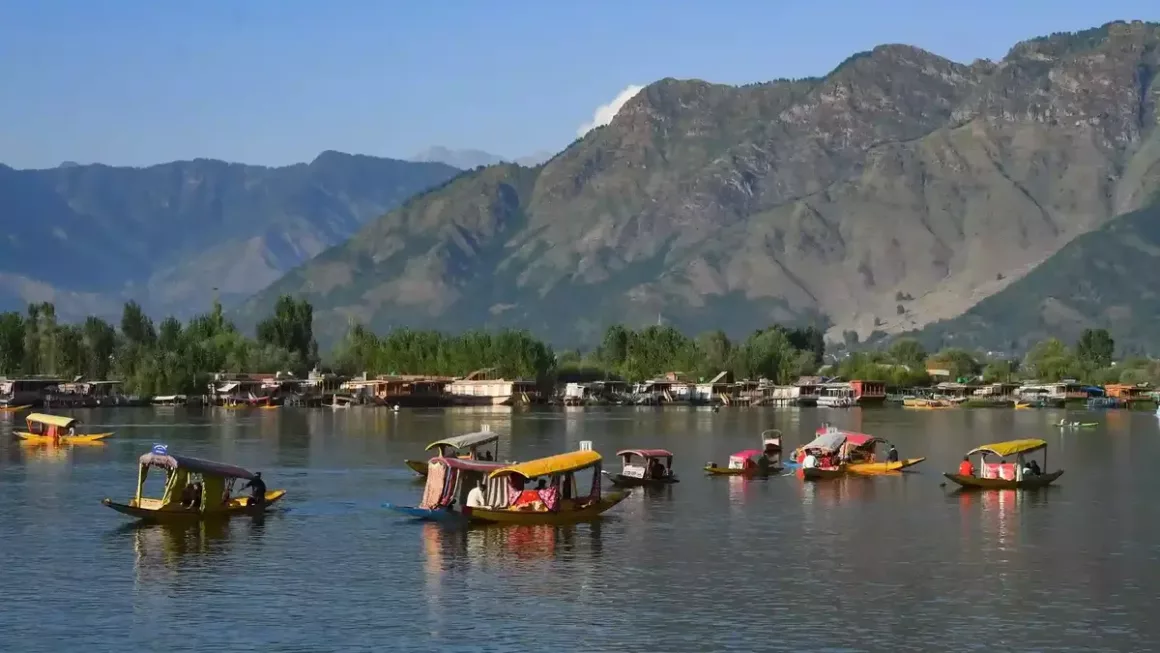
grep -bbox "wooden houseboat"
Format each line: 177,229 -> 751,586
446,368 -> 539,406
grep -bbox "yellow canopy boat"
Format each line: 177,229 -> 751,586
102,445 -> 285,523
404,426 -> 502,477
15,413 -> 114,444
943,438 -> 1063,490
465,450 -> 627,525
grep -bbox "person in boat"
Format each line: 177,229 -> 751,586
481,450 -> 494,461
756,454 -> 772,475
181,483 -> 198,508
887,445 -> 899,463
957,456 -> 974,477
1028,460 -> 1042,476
241,472 -> 267,507
802,452 -> 819,469
649,458 -> 667,479
466,480 -> 487,508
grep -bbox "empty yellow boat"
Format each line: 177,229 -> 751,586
14,413 -> 113,444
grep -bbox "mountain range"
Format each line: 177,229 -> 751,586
0,152 -> 460,320
239,21 -> 1160,351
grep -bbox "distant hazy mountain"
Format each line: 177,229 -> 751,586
409,147 -> 506,169
410,147 -> 556,170
0,151 -> 460,321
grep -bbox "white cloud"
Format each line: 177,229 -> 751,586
577,84 -> 645,137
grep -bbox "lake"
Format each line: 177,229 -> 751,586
1,406 -> 1157,652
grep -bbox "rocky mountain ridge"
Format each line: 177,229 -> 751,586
243,21 -> 1160,348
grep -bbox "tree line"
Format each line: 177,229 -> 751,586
840,328 -> 1160,387
2,294 -> 1153,395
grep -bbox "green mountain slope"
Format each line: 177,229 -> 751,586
0,152 -> 459,319
243,21 -> 1160,347
907,200 -> 1160,355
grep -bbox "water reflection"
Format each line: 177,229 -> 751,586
128,520 -> 232,581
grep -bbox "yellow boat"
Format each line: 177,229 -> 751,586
103,445 -> 285,523
14,413 -> 114,444
404,426 -> 502,477
943,438 -> 1063,490
466,450 -> 628,525
1014,402 -> 1031,409
0,404 -> 31,412
838,432 -> 925,475
902,397 -> 954,410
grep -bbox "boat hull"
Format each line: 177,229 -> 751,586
846,457 -> 926,475
605,472 -> 679,487
703,465 -> 782,477
465,492 -> 628,525
943,470 -> 1064,490
16,431 -> 113,444
404,459 -> 429,477
800,466 -> 846,480
102,490 -> 287,522
383,503 -> 468,524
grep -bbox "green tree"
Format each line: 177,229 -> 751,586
0,312 -> 24,374
928,348 -> 980,381
888,338 -> 927,369
256,295 -> 318,370
1024,338 -> 1076,382
1075,328 -> 1114,368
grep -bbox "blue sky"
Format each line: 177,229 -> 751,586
1,1 -> 1156,169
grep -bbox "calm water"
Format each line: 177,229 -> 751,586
1,406 -> 1157,652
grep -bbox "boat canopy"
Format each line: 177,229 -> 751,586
730,448 -> 764,460
425,428 -> 498,452
489,450 -> 601,480
966,438 -> 1048,458
800,430 -> 846,453
844,434 -> 886,448
428,457 -> 506,472
26,413 -> 77,428
617,448 -> 674,460
138,451 -> 257,480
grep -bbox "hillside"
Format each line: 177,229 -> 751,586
0,152 -> 459,320
243,21 -> 1160,348
907,200 -> 1160,355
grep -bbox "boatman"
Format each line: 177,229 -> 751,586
467,480 -> 487,508
957,456 -> 974,477
802,452 -> 819,469
242,472 -> 267,508
887,445 -> 899,463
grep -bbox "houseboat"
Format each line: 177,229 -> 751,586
850,380 -> 887,405
693,372 -> 734,405
446,368 -> 539,406
0,377 -> 66,409
817,383 -> 855,408
1104,384 -> 1154,408
345,374 -> 453,408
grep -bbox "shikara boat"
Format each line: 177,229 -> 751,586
403,426 -> 502,477
902,398 -> 954,410
832,430 -> 925,475
942,438 -> 1063,490
384,457 -> 506,522
0,404 -> 31,413
14,413 -> 114,444
604,448 -> 678,487
1014,402 -> 1032,409
794,428 -> 847,480
1057,420 -> 1097,429
465,450 -> 628,525
103,446 -> 285,522
704,448 -> 781,476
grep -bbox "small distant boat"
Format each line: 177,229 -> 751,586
604,448 -> 678,487
902,397 -> 954,410
102,445 -> 286,522
704,448 -> 781,476
14,413 -> 113,445
1014,402 -> 1031,410
943,438 -> 1063,490
0,404 -> 31,413
705,429 -> 783,476
403,426 -> 502,477
1057,420 -> 1097,429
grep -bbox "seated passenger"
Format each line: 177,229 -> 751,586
180,483 -> 197,508
802,453 -> 819,469
466,480 -> 487,508
957,456 -> 974,477
514,479 -> 548,508
1028,460 -> 1042,476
